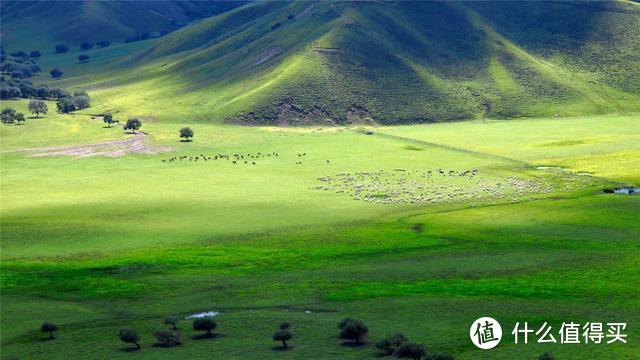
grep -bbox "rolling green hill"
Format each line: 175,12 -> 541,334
4,1 -> 640,124
0,0 -> 244,52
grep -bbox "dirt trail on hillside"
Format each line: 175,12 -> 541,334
16,133 -> 171,158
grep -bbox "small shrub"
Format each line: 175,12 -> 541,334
119,329 -> 141,349
153,329 -> 181,346
339,318 -> 368,344
273,329 -> 293,348
192,317 -> 217,337
41,322 -> 58,339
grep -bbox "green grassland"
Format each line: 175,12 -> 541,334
1,98 -> 638,359
1,1 -> 639,359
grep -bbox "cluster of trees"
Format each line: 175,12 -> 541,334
1,107 -> 25,125
37,318 -> 558,359
55,40 -> 110,54
118,317 -> 217,349
0,48 -> 42,80
1,101 -> 48,125
56,91 -> 91,113
0,78 -> 72,101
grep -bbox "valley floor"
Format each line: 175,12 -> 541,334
0,101 -> 638,359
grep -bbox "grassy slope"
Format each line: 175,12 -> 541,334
1,100 -> 638,358
0,0 -> 244,53
13,1 -> 640,124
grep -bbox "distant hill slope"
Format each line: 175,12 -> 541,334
0,0 -> 244,52
12,1 -> 640,124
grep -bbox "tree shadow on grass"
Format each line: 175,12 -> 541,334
271,345 -> 294,351
118,347 -> 140,352
37,337 -> 56,342
152,343 -> 182,348
340,341 -> 367,347
179,139 -> 193,142
191,333 -> 223,340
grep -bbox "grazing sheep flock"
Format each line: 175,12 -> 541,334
314,167 -> 609,205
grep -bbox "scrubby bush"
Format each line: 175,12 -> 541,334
338,318 -> 368,344
103,113 -> 114,127
78,54 -> 90,63
41,322 -> 58,339
376,332 -> 407,355
179,127 -> 194,141
192,317 -> 217,337
153,329 -> 181,346
30,50 -> 41,58
119,329 -> 141,349
394,342 -> 426,360
28,99 -> 48,118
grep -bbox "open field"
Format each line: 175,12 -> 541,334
1,99 -> 638,359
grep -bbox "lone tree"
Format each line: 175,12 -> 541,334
103,113 -> 114,127
14,112 -> 25,124
153,329 -> 181,346
28,99 -> 48,118
164,316 -> 178,330
50,68 -> 64,79
192,317 -> 217,337
96,40 -> 111,48
41,322 -> 58,339
338,318 -> 368,345
394,342 -> 427,360
376,332 -> 407,355
78,54 -> 90,63
272,322 -> 293,349
179,127 -> 194,141
124,117 -> 142,133
118,329 -> 141,350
